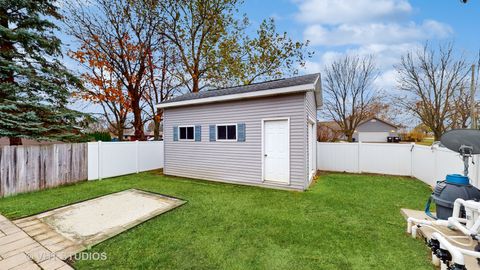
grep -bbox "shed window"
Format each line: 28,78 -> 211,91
217,124 -> 237,141
179,126 -> 194,140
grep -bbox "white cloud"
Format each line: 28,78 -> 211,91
301,42 -> 422,91
295,0 -> 412,25
319,43 -> 419,69
305,20 -> 452,46
303,60 -> 323,74
294,0 -> 454,94
374,69 -> 398,90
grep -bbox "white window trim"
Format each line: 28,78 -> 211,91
216,123 -> 238,142
178,125 -> 195,141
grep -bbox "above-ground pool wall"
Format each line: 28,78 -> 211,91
163,93 -> 307,190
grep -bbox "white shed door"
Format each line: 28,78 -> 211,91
263,119 -> 289,183
358,132 -> 389,142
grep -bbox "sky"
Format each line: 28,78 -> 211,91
239,0 -> 480,92
61,0 -> 480,121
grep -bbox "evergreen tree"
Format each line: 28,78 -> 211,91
0,0 -> 82,145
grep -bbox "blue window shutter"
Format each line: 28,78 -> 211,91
209,125 -> 216,141
195,125 -> 201,141
173,126 -> 178,141
238,123 -> 246,142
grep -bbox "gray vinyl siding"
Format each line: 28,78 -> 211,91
163,93 -> 307,190
305,91 -> 317,187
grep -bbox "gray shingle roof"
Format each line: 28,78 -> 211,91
359,117 -> 398,128
160,73 -> 320,105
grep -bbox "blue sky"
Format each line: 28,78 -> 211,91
239,0 -> 480,90
63,0 -> 480,116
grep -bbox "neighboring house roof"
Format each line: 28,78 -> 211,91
119,129 -> 157,137
157,73 -> 321,109
317,121 -> 341,131
358,117 -> 398,129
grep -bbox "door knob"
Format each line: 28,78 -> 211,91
264,154 -> 267,157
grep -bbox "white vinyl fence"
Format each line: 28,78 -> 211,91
317,142 -> 480,188
86,140 -> 476,188
88,141 -> 164,180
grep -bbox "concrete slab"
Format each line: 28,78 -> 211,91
0,189 -> 184,269
15,189 -> 185,255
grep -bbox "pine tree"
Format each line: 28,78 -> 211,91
0,0 -> 82,145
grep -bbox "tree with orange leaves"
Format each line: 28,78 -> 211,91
65,0 -> 161,140
69,41 -> 132,140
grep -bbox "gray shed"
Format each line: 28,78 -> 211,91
156,73 -> 322,191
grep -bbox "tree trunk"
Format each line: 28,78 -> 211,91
346,133 -> 353,142
192,76 -> 200,93
132,104 -> 145,141
0,7 -> 14,99
2,8 -> 19,147
154,121 -> 160,141
117,125 -> 124,141
433,131 -> 442,142
9,137 -> 22,145
128,86 -> 145,141
153,108 -> 162,140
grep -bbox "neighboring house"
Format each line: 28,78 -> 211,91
317,121 -> 346,142
353,117 -> 398,142
157,73 -> 322,191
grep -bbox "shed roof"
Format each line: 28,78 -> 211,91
157,73 -> 321,109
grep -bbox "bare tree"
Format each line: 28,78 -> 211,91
396,43 -> 470,140
323,55 -> 381,142
143,37 -> 181,140
449,86 -> 476,129
317,122 -> 342,142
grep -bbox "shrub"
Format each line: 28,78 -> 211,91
87,131 -> 112,142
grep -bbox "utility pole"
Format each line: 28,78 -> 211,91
470,64 -> 477,129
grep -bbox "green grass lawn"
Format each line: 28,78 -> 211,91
0,171 -> 434,270
416,137 -> 435,146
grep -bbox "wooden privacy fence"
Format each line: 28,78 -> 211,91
0,143 -> 87,197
